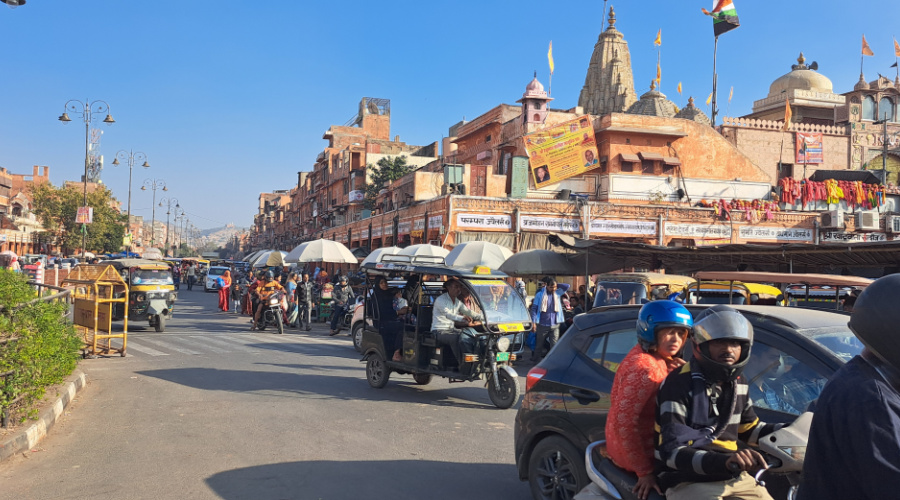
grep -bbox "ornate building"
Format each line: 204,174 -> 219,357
577,7 -> 637,116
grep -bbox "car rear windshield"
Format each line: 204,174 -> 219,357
208,267 -> 227,276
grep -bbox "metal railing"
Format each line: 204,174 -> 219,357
0,281 -> 71,428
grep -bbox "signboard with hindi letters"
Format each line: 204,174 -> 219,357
796,132 -> 824,164
523,116 -> 599,189
820,231 -> 887,243
428,214 -> 443,230
398,221 -> 412,235
372,226 -> 382,238
519,215 -> 581,233
76,207 -> 93,224
738,225 -> 813,242
589,219 -> 658,236
665,223 -> 731,239
456,213 -> 512,230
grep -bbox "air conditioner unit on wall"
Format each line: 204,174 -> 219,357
886,215 -> 900,233
819,210 -> 843,229
856,211 -> 881,231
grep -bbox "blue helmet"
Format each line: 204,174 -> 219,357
636,300 -> 693,350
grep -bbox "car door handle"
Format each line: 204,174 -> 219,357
569,388 -> 601,404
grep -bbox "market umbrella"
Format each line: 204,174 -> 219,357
0,250 -> 17,268
359,246 -> 402,266
79,251 -> 97,259
397,244 -> 449,259
252,250 -> 288,268
498,249 -> 579,276
284,239 -> 357,264
141,249 -> 162,260
244,250 -> 265,263
445,241 -> 513,269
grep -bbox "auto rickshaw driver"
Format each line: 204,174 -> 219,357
433,278 -> 485,370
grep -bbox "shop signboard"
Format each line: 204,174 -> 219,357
398,221 -> 412,235
820,231 -> 887,243
519,215 -> 581,233
456,213 -> 512,230
738,225 -> 813,242
372,226 -> 382,238
589,219 -> 657,236
665,223 -> 731,239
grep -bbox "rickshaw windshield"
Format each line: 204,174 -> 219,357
595,282 -> 647,306
131,268 -> 173,285
467,280 -> 530,324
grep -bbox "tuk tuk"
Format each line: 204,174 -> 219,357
592,272 -> 694,308
359,255 -> 532,409
105,258 -> 177,332
693,271 -> 872,310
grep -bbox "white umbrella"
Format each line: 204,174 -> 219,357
445,241 -> 513,269
244,250 -> 265,263
397,244 -> 449,259
359,246 -> 402,266
247,250 -> 275,267
285,239 -> 357,264
252,250 -> 288,268
78,251 -> 97,259
141,249 -> 161,260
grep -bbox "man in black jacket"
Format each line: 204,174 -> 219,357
295,273 -> 314,331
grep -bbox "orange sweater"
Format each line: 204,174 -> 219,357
604,344 -> 671,477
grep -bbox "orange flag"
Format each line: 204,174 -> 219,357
656,61 -> 661,86
677,82 -> 682,95
894,38 -> 900,57
862,35 -> 874,56
783,100 -> 792,131
654,29 -> 661,46
548,41 -> 555,75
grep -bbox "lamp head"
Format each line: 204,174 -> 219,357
58,112 -> 71,123
163,186 -> 168,191
1,0 -> 26,9
103,114 -> 115,124
111,158 -> 120,166
142,161 -> 150,168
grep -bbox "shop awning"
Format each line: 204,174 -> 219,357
620,153 -> 640,163
639,151 -> 665,161
663,157 -> 682,165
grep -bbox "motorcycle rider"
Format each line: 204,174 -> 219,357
798,275 -> 900,500
250,270 -> 285,331
329,275 -> 355,336
655,305 -> 778,500
295,273 -> 314,331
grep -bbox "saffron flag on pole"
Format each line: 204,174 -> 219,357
548,41 -> 554,75
656,61 -> 661,86
728,86 -> 734,103
677,82 -> 682,95
862,35 -> 874,56
783,100 -> 792,131
654,29 -> 661,46
702,0 -> 740,37
706,92 -> 713,106
894,38 -> 900,57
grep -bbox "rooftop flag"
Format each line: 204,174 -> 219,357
862,35 -> 874,56
894,38 -> 900,57
654,29 -> 661,46
677,82 -> 682,95
548,41 -> 555,75
783,100 -> 792,132
701,0 -> 740,37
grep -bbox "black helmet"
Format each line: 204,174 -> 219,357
849,275 -> 900,371
340,275 -> 348,283
691,305 -> 753,383
265,270 -> 275,281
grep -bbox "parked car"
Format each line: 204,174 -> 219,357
513,304 -> 859,500
205,266 -> 230,292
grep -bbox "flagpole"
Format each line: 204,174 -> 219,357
711,36 -> 719,127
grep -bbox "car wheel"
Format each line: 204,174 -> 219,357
352,321 -> 364,352
366,354 -> 390,389
527,436 -> 588,500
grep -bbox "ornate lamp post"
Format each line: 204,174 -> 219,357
112,150 -> 150,255
141,179 -> 167,248
159,197 -> 180,257
58,99 -> 115,255
173,210 -> 186,257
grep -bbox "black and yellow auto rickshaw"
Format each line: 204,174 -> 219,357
106,259 -> 177,332
359,255 -> 531,409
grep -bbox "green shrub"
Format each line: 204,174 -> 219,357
0,270 -> 81,424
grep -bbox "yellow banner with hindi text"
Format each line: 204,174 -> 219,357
523,116 -> 599,189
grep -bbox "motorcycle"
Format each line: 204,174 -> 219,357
256,290 -> 286,335
574,412 -> 812,500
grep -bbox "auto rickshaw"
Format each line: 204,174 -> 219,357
106,258 -> 177,332
359,255 -> 532,409
592,272 -> 694,308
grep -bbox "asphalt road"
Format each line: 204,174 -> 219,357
0,287 -> 533,500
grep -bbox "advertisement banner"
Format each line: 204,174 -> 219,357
76,206 -> 93,224
510,156 -> 530,198
820,231 -> 887,243
589,219 -> 657,236
796,132 -> 824,164
523,115 -> 599,188
519,216 -> 581,233
456,213 -> 512,230
665,223 -> 731,239
349,190 -> 365,203
738,226 -> 813,242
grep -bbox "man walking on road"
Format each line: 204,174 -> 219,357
186,263 -> 196,291
295,273 -> 314,331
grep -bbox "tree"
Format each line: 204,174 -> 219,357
29,183 -> 126,254
364,156 -> 411,210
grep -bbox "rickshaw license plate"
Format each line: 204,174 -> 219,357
496,352 -> 510,362
497,323 -> 523,332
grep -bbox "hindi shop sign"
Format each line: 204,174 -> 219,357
820,231 -> 887,243
738,226 -> 813,242
372,226 -> 382,238
519,216 -> 582,233
665,223 -> 732,239
456,213 -> 513,230
589,219 -> 657,236
413,219 -> 425,231
398,221 -> 412,235
428,215 -> 443,231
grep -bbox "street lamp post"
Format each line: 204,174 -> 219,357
58,99 -> 115,255
159,197 -> 180,257
174,210 -> 186,256
112,150 -> 150,255
141,179 -> 167,249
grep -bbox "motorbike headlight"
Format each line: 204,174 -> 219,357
134,294 -> 145,302
497,337 -> 511,352
269,297 -> 279,306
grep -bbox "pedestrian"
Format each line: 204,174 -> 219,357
186,263 -> 196,291
285,273 -> 298,327
798,275 -> 900,500
172,264 -> 182,290
217,270 -> 232,311
329,275 -> 354,336
515,277 -> 527,300
295,273 -> 314,331
315,270 -> 330,287
528,278 -> 570,362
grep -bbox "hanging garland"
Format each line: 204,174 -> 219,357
777,178 -> 886,210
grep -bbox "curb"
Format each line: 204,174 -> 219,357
0,369 -> 87,463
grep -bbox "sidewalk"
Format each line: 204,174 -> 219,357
0,369 -> 87,463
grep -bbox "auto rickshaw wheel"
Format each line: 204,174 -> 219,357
366,355 -> 390,389
154,315 -> 166,333
412,373 -> 432,385
487,368 -> 521,409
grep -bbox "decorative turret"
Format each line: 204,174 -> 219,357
517,72 -> 554,126
577,6 -> 637,116
626,80 -> 678,118
674,96 -> 711,125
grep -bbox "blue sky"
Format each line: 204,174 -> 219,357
2,1 -> 899,231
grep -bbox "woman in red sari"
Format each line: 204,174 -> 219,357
605,300 -> 692,500
218,270 -> 232,311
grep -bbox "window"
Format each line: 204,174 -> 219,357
533,102 -> 542,110
662,163 -> 675,174
778,163 -> 794,179
863,95 -> 876,121
485,135 -> 492,143
641,160 -> 655,174
744,343 -> 827,415
625,138 -> 631,144
584,329 -> 637,374
620,161 -> 634,173
879,97 -> 895,122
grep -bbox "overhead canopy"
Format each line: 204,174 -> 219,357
809,169 -> 882,184
693,271 -> 873,287
549,234 -> 900,273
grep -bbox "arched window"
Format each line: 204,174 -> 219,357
879,97 -> 895,122
533,114 -> 541,121
862,95 -> 876,121
533,102 -> 542,110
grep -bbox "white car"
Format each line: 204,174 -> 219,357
205,266 -> 230,292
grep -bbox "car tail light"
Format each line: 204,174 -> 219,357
525,366 -> 547,393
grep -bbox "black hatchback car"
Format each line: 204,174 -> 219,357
513,304 -> 860,500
